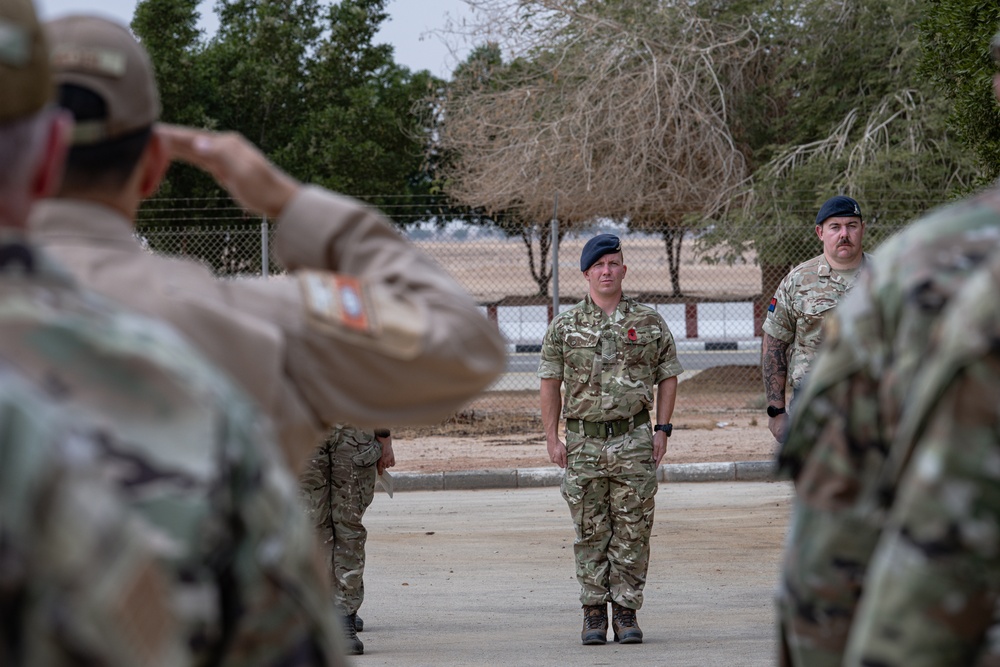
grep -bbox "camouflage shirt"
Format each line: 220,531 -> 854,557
537,294 -> 683,422
762,252 -> 871,391
0,362 -> 185,667
0,236 -> 344,666
845,246 -> 1000,666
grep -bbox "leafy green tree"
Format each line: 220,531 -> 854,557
918,0 -> 1000,181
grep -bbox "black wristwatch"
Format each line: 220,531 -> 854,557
766,406 -> 786,418
653,423 -> 673,437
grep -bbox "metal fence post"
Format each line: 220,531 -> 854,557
261,217 -> 269,278
551,194 -> 559,319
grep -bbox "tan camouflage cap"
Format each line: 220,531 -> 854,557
0,0 -> 52,125
45,14 -> 159,145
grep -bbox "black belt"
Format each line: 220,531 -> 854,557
565,410 -> 650,439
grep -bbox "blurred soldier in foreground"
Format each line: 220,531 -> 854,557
29,14 -> 506,474
301,424 -> 396,655
538,234 -> 683,646
761,195 -> 868,443
775,32 -> 1000,667
844,239 -> 1000,665
0,0 -> 345,662
0,366 -> 187,666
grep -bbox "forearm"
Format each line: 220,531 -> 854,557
540,379 -> 563,441
762,333 -> 789,406
656,376 -> 678,424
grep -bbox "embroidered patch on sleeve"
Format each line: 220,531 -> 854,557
768,297 -> 777,313
299,271 -> 376,334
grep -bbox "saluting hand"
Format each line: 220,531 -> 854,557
157,124 -> 301,220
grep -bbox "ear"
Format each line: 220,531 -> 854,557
815,224 -> 823,241
30,111 -> 71,199
138,127 -> 171,198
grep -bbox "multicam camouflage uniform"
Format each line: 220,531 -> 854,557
763,253 -> 871,392
301,424 -> 383,616
842,246 -> 1000,666
0,236 -> 346,666
0,363 -> 185,667
538,294 -> 683,608
776,185 -> 1000,667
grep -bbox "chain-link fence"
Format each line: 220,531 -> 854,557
137,195 -> 909,425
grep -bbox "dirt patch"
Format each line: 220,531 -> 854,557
391,365 -> 776,474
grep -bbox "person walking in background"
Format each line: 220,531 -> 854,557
538,233 -> 683,646
28,13 -> 505,474
301,424 -> 396,656
776,31 -> 1000,667
761,195 -> 868,443
0,0 -> 345,662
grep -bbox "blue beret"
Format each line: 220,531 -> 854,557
815,195 -> 862,226
580,234 -> 622,271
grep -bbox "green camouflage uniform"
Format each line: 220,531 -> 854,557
301,424 -> 382,616
0,363 -> 186,666
843,248 -> 1000,666
776,185 -> 1000,667
763,252 -> 871,392
0,236 -> 346,666
538,294 -> 683,609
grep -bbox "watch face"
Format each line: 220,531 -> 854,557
767,406 -> 784,418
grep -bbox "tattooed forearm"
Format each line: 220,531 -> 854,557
761,333 -> 789,405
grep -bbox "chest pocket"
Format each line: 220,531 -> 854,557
622,325 -> 662,371
563,330 -> 600,383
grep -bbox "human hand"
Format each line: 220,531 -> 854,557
768,413 -> 789,443
156,124 -> 301,219
652,431 -> 668,467
376,435 -> 395,475
547,436 -> 567,469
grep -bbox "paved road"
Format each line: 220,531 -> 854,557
355,481 -> 792,666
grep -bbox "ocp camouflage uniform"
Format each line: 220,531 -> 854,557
840,245 -> 1000,666
301,424 -> 382,616
776,185 -> 1000,667
538,294 -> 683,608
0,236 -> 346,666
0,363 -> 185,667
763,252 -> 871,392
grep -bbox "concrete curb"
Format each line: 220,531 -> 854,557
387,459 -> 777,493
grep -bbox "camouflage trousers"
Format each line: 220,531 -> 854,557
300,428 -> 382,615
561,424 -> 658,609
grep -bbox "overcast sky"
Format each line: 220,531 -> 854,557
34,0 -> 475,78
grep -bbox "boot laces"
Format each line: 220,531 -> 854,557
584,607 -> 606,630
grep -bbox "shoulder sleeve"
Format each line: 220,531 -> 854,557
654,315 -> 684,382
762,275 -> 796,343
241,186 -> 507,432
537,317 -> 565,379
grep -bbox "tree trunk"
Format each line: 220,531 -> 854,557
662,227 -> 686,297
521,223 -> 552,297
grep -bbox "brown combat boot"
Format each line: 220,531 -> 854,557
581,604 -> 608,645
611,602 -> 643,644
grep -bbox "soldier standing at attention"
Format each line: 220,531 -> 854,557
761,195 -> 868,443
777,28 -> 1000,667
300,424 -> 396,655
538,234 -> 683,646
0,0 -> 345,662
29,14 -> 506,474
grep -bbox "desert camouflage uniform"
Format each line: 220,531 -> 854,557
763,252 -> 871,392
538,294 -> 683,608
301,424 -> 382,615
776,185 -> 1000,667
0,236 -> 345,666
0,363 -> 185,667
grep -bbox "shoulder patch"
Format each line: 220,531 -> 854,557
768,297 -> 777,312
298,271 -> 377,335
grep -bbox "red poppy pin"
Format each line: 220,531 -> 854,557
628,328 -> 637,341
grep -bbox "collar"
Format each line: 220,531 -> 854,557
583,293 -> 631,314
28,199 -> 142,250
0,229 -> 77,285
